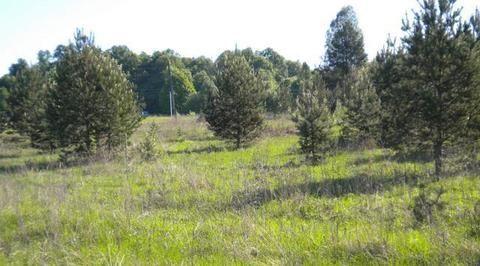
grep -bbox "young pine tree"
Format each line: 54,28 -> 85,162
341,66 -> 381,147
371,39 -> 415,150
47,30 -> 141,156
0,87 -> 9,131
293,73 -> 332,162
7,66 -> 51,148
205,52 -> 265,149
400,0 -> 480,176
458,44 -> 480,169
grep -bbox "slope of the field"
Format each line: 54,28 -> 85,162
0,116 -> 479,265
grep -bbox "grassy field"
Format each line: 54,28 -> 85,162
0,115 -> 479,265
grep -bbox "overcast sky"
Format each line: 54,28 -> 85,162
0,0 -> 478,75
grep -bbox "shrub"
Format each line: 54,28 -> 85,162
468,201 -> 480,238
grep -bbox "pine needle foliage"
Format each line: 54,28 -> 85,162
293,73 -> 333,162
205,52 -> 265,149
47,30 -> 141,156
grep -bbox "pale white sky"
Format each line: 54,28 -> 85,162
0,0 -> 478,75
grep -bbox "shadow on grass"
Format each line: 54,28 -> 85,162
0,155 -> 98,174
0,160 -> 64,174
166,140 -> 264,155
0,154 -> 22,160
167,145 -> 232,155
249,160 -> 305,171
164,135 -> 217,143
353,151 -> 433,166
231,171 -> 435,209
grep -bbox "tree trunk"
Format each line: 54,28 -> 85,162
310,124 -> 316,161
236,131 -> 241,150
236,137 -> 240,149
433,141 -> 443,178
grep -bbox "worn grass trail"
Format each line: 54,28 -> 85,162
0,116 -> 479,265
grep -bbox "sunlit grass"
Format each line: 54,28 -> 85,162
0,116 -> 479,264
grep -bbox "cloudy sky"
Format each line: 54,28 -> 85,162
0,0 -> 478,74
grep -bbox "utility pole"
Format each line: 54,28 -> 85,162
167,58 -> 176,118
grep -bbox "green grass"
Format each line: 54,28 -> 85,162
0,116 -> 479,265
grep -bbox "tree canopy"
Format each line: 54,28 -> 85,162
324,6 -> 367,77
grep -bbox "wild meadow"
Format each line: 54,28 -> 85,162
0,115 -> 479,265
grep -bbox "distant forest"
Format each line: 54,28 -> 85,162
1,45 -> 310,115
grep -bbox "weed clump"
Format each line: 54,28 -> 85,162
468,201 -> 480,238
412,186 -> 445,224
138,123 -> 161,161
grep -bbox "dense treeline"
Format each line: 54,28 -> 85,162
1,0 -> 479,177
0,45 -> 304,117
106,46 -> 304,115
